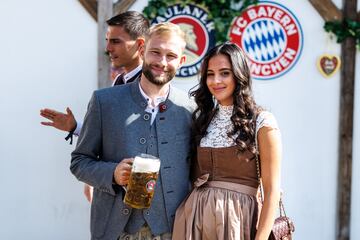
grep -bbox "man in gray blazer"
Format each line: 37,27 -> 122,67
71,22 -> 193,240
40,11 -> 149,202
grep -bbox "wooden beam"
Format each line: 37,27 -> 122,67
336,0 -> 357,239
78,0 -> 97,21
97,0 -> 113,89
114,0 -> 137,15
308,0 -> 342,21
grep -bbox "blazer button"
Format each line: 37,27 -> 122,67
145,210 -> 150,215
143,113 -> 150,121
139,138 -> 146,144
122,208 -> 129,215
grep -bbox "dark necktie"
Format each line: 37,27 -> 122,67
114,73 -> 125,86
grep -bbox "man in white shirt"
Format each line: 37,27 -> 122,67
39,11 -> 149,201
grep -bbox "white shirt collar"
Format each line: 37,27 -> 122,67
138,83 -> 169,108
123,65 -> 142,84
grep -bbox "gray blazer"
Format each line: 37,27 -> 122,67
71,79 -> 194,240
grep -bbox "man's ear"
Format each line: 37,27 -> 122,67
179,54 -> 186,67
136,37 -> 145,50
135,38 -> 145,58
136,38 -> 145,59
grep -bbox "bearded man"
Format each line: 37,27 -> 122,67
70,22 -> 194,240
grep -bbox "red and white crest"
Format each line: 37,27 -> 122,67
170,16 -> 209,68
229,1 -> 303,80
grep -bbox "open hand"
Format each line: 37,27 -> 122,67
40,107 -> 76,132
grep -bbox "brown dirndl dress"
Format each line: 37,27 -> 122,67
172,145 -> 259,240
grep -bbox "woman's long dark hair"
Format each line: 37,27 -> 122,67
190,42 -> 261,156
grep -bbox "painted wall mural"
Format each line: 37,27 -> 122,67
145,1 -> 304,80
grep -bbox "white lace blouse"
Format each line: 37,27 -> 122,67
200,105 -> 279,148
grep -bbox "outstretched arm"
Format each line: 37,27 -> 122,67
40,107 -> 77,132
255,126 -> 282,240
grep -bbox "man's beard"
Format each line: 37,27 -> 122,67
142,62 -> 176,86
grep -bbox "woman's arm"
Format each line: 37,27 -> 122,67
255,126 -> 282,240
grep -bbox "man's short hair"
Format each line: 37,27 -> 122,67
106,11 -> 150,40
146,22 -> 187,50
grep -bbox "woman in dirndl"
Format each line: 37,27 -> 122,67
173,42 -> 282,240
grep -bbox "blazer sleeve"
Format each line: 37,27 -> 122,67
70,92 -> 118,196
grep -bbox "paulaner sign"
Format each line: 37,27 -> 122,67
152,4 -> 216,78
230,1 -> 303,80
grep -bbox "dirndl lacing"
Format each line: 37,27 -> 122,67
193,173 -> 258,196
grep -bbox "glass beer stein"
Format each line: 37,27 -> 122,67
124,154 -> 161,209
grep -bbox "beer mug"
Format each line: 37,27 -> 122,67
124,154 -> 161,209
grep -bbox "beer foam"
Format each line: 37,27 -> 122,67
133,156 -> 160,173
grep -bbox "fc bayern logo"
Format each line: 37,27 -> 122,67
146,180 -> 156,192
152,4 -> 216,78
229,1 -> 303,80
